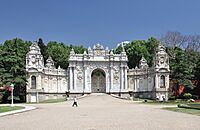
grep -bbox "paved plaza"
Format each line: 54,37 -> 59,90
0,94 -> 200,130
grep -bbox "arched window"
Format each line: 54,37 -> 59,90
160,75 -> 165,88
31,76 -> 36,89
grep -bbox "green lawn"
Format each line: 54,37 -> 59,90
139,99 -> 186,105
139,99 -> 200,105
0,106 -> 25,113
163,107 -> 200,116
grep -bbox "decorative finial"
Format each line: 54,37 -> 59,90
70,48 -> 75,55
88,46 -> 91,51
110,49 -> 114,55
122,45 -> 125,52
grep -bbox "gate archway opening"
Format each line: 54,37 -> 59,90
91,69 -> 106,93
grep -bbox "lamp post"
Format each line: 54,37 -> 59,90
10,83 -> 14,107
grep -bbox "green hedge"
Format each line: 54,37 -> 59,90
178,104 -> 200,110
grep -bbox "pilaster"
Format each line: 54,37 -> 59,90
120,65 -> 124,91
69,67 -> 73,91
124,66 -> 127,89
84,66 -> 88,92
110,64 -> 113,92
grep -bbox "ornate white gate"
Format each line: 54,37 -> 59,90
91,69 -> 106,93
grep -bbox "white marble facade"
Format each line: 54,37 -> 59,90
26,42 -> 68,102
26,42 -> 169,102
68,43 -> 128,94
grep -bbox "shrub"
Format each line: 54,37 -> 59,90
168,96 -> 176,100
0,93 -> 2,102
178,103 -> 200,110
183,93 -> 192,99
192,95 -> 199,100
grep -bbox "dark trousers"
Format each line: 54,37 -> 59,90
72,102 -> 78,107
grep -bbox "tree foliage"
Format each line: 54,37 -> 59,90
193,58 -> 200,95
47,41 -> 86,69
161,31 -> 200,51
38,38 -> 48,64
0,38 -> 31,102
162,32 -> 200,96
114,37 -> 159,69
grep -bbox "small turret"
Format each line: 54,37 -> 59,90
70,48 -> 75,55
139,56 -> 149,69
45,56 -> 55,69
26,41 -> 44,71
153,44 -> 169,70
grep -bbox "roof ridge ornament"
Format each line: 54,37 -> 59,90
110,49 -> 114,55
45,56 -> 55,68
28,40 -> 41,54
121,45 -> 126,56
139,56 -> 149,69
94,43 -> 104,50
70,48 -> 75,55
88,46 -> 92,51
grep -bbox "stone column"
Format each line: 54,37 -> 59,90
110,63 -> 113,92
155,74 -> 159,88
124,66 -> 127,90
137,77 -> 139,91
166,75 -> 169,89
84,66 -> 88,92
120,64 -> 124,91
29,76 -> 31,89
73,67 -> 76,91
57,77 -> 60,92
37,74 -> 42,89
69,67 -> 73,91
134,77 -> 136,92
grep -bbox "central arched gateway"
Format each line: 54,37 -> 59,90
91,69 -> 106,93
68,43 -> 128,94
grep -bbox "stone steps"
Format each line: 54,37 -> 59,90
90,93 -> 107,96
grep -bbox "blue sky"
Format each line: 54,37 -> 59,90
1,0 -> 200,48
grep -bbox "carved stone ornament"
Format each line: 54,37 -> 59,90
31,56 -> 36,64
139,78 -> 143,83
148,77 -> 152,83
77,72 -> 83,80
159,56 -> 165,64
76,66 -> 81,71
114,72 -> 119,80
113,66 -> 119,71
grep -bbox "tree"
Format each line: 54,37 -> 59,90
193,57 -> 200,95
47,41 -> 69,69
38,38 -> 48,64
161,31 -> 200,52
145,37 -> 160,65
169,47 -> 189,80
70,44 -> 87,54
160,31 -> 188,48
194,58 -> 200,85
186,35 -> 200,52
161,31 -> 200,97
47,42 -> 87,69
0,38 -> 31,102
114,37 -> 159,69
168,47 -> 195,96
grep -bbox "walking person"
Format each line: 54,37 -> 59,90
72,96 -> 78,107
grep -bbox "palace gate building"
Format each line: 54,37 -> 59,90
26,42 -> 170,102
